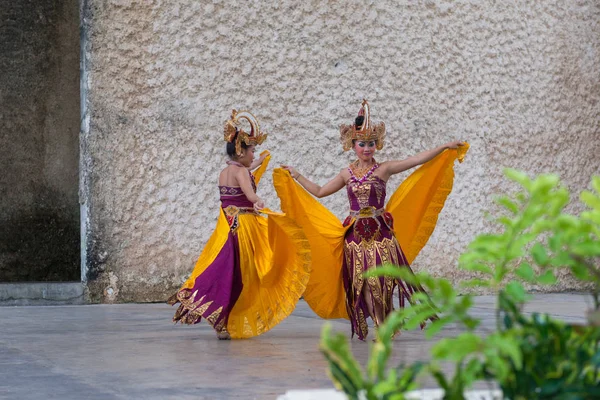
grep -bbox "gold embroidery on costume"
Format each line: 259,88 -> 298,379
194,300 -> 213,315
223,206 -> 240,232
352,243 -> 364,296
206,306 -> 223,326
171,292 -> 218,327
220,186 -> 246,196
214,318 -> 226,333
170,112 -> 314,340
344,165 -> 399,337
223,205 -> 260,233
356,308 -> 369,339
351,183 -> 372,209
374,180 -> 384,204
344,233 -> 409,333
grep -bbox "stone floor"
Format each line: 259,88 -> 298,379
0,294 -> 590,400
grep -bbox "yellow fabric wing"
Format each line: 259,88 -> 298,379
252,150 -> 271,184
386,143 -> 469,264
227,212 -> 311,338
273,168 -> 350,320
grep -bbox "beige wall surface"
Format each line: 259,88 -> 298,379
81,0 -> 600,302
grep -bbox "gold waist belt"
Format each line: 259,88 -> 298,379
349,206 -> 385,219
223,205 -> 258,217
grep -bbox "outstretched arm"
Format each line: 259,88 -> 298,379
250,151 -> 269,170
381,141 -> 465,178
281,165 -> 346,198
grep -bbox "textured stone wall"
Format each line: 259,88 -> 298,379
82,0 -> 600,302
0,0 -> 80,281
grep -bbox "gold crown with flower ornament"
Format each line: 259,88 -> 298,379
339,99 -> 385,151
223,109 -> 268,157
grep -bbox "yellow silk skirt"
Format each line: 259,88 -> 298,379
172,151 -> 311,338
173,209 -> 311,338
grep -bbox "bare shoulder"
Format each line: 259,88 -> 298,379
339,167 -> 351,183
218,166 -> 230,186
375,160 -> 397,181
376,160 -> 390,172
234,165 -> 251,180
378,158 -> 406,169
378,159 -> 398,167
220,165 -> 247,186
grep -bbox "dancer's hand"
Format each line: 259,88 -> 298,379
250,151 -> 270,170
281,165 -> 301,179
446,141 -> 465,149
254,198 -> 265,210
258,151 -> 269,163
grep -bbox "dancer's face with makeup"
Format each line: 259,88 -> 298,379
354,140 -> 376,162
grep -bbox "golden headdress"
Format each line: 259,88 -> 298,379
339,99 -> 385,151
223,109 -> 268,156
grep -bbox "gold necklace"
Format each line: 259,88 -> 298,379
350,160 -> 377,179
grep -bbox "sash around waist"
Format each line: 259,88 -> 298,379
348,206 -> 385,219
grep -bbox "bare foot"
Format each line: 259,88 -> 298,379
216,331 -> 231,340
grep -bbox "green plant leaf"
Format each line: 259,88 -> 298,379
530,174 -> 560,196
431,333 -> 483,361
497,216 -> 515,228
531,242 -> 549,266
515,192 -> 527,204
548,234 -> 563,252
547,188 -> 570,216
505,281 -> 528,303
460,278 -> 492,288
462,263 -> 494,275
537,270 -> 557,285
572,241 -> 600,257
486,333 -> 523,369
556,214 -> 579,230
320,171 -> 600,399
368,340 -> 389,384
437,279 -> 455,299
581,190 -> 600,210
498,197 -> 520,215
404,308 -> 439,330
424,316 -> 453,339
570,263 -> 591,281
363,264 -> 420,286
504,168 -> 531,189
461,316 -> 481,331
515,262 -> 535,282
319,324 -> 366,395
549,251 -> 576,268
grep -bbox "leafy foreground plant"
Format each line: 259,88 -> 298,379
320,171 -> 600,400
